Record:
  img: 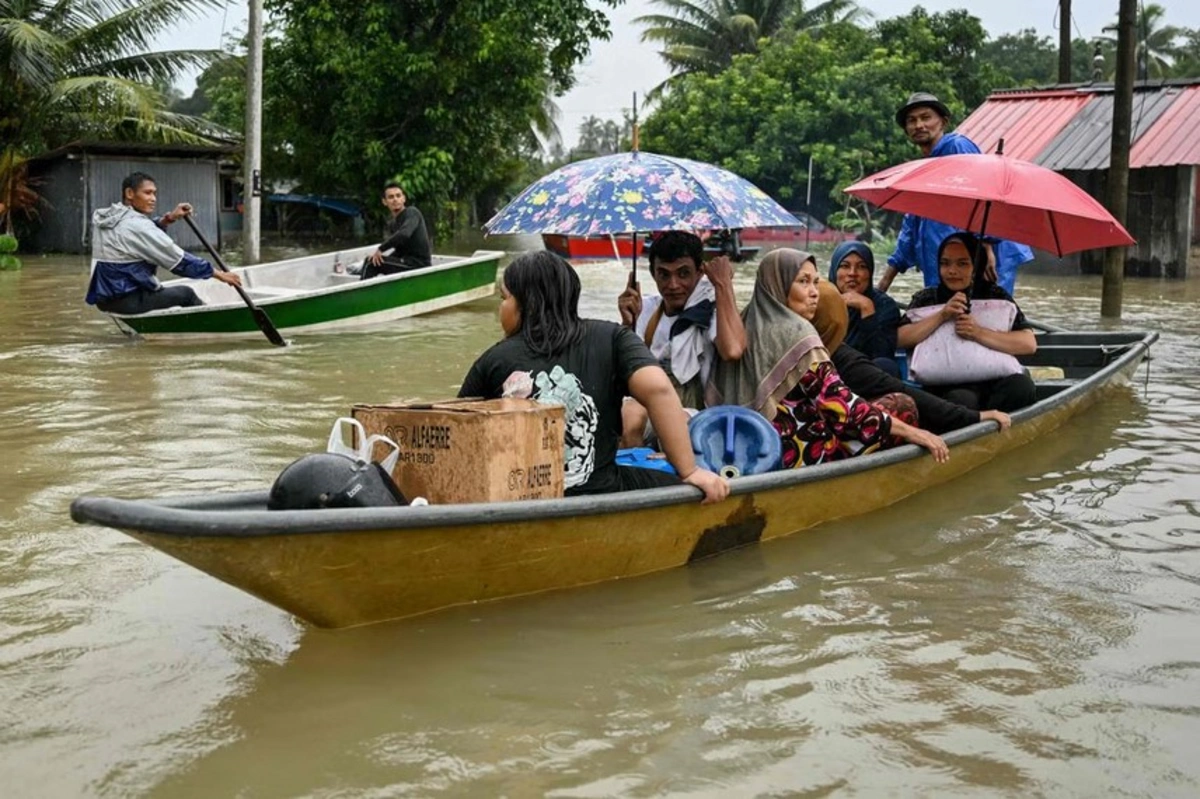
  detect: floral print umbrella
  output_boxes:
[484,151,802,236]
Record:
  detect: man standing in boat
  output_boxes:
[359,182,432,279]
[875,92,1032,296]
[85,172,242,315]
[616,230,746,446]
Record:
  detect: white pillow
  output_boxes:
[906,299,1025,386]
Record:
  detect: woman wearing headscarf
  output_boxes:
[708,249,949,468]
[898,232,1037,412]
[811,279,1013,435]
[459,251,728,503]
[828,241,901,375]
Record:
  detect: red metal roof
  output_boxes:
[956,91,1093,161]
[1130,84,1200,168]
[957,80,1200,169]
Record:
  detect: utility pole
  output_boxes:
[1102,0,1136,318]
[243,0,264,265]
[1058,0,1073,83]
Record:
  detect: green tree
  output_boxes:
[576,115,624,155]
[641,21,960,223]
[262,0,620,232]
[874,7,1003,108]
[979,29,1095,86]
[0,0,229,153]
[1100,3,1182,79]
[637,0,864,95]
[1168,28,1200,77]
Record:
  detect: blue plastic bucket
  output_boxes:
[688,405,782,479]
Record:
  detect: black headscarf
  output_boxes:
[934,231,1007,304]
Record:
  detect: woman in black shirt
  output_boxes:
[460,251,728,503]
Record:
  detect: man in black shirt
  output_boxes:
[360,182,432,279]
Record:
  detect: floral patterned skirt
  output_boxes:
[773,366,919,470]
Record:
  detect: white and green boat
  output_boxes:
[107,246,504,341]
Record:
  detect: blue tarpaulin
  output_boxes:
[267,194,363,217]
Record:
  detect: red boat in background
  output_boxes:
[739,212,849,245]
[541,233,646,260]
[542,213,845,261]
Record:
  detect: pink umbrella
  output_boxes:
[843,149,1135,256]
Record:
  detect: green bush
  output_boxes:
[0,254,22,271]
[0,234,18,254]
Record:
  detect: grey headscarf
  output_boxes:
[706,249,829,420]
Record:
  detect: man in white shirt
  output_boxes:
[617,230,746,446]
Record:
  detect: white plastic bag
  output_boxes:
[906,299,1025,386]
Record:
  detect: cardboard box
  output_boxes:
[351,398,565,504]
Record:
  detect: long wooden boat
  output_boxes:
[71,328,1156,628]
[107,247,504,341]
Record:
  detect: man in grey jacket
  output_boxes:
[85,172,241,315]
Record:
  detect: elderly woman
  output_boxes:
[897,232,1037,413]
[828,240,901,375]
[708,249,948,469]
[459,250,728,503]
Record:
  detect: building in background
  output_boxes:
[27,140,238,255]
[959,78,1200,278]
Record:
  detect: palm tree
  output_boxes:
[636,0,866,97]
[1100,3,1182,79]
[1,0,230,230]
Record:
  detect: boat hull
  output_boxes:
[111,248,503,341]
[71,330,1156,627]
[541,233,645,260]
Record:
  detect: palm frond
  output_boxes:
[0,19,66,90]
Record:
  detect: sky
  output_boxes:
[161,0,1200,150]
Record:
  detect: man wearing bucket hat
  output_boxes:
[875,92,1032,297]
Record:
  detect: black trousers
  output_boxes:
[97,285,204,315]
[833,344,978,434]
[617,465,682,491]
[360,256,425,280]
[929,373,1037,413]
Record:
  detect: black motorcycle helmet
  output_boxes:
[267,453,409,510]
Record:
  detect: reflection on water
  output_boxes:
[1,243,1199,797]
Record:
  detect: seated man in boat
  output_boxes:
[459,250,729,503]
[85,172,242,315]
[616,230,746,447]
[828,241,902,377]
[358,182,432,279]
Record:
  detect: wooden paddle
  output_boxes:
[182,214,287,347]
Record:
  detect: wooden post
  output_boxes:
[243,0,264,266]
[1102,0,1137,319]
[1058,0,1072,83]
[631,92,639,152]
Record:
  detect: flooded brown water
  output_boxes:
[1,240,1198,797]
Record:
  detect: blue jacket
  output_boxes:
[887,132,1033,295]
[86,204,214,305]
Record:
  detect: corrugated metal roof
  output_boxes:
[956,91,1092,161]
[1035,87,1179,170]
[1130,84,1200,168]
[957,80,1200,171]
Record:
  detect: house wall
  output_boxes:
[85,156,220,252]
[27,153,222,254]
[27,159,85,253]
[1194,167,1200,245]
[1062,166,1191,279]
